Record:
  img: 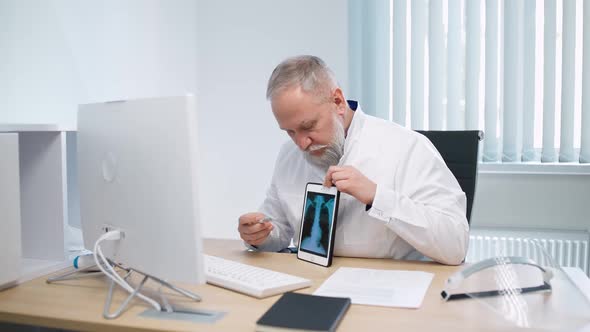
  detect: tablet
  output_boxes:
[297,183,340,267]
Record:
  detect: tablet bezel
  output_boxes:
[297,182,340,267]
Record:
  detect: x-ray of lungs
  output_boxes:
[300,193,335,255]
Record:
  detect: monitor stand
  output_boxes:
[47,259,202,319]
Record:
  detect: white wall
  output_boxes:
[471,173,590,232]
[0,0,197,128]
[195,0,348,238]
[0,0,197,232]
[0,0,348,240]
[0,0,79,127]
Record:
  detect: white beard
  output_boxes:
[304,114,345,169]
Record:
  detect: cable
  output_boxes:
[93,231,161,311]
[93,230,161,311]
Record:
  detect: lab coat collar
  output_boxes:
[340,101,366,166]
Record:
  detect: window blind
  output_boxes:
[350,0,590,164]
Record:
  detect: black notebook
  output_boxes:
[256,292,351,332]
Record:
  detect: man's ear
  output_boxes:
[332,88,346,114]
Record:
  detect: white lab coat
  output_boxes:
[253,105,469,265]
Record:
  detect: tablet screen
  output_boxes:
[299,191,336,257]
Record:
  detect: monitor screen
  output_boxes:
[77,95,204,285]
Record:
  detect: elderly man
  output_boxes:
[238,55,468,265]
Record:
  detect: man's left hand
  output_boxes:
[323,165,376,205]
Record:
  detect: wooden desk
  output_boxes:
[0,239,568,331]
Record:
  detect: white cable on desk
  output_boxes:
[92,230,161,311]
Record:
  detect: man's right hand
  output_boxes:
[238,212,274,246]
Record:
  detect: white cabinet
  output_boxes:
[0,133,21,288]
[0,125,74,289]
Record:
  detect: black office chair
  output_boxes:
[415,130,483,224]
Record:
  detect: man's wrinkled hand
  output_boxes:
[238,212,274,246]
[323,165,376,205]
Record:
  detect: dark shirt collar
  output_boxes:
[347,100,358,111]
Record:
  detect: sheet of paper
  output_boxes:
[313,267,434,308]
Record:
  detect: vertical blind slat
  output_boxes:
[502,0,523,162]
[410,0,427,129]
[428,0,444,130]
[374,0,392,120]
[447,0,462,130]
[392,0,407,125]
[361,2,377,116]
[559,0,576,161]
[542,0,558,162]
[348,0,363,106]
[483,0,500,162]
[522,0,537,161]
[465,0,481,130]
[582,0,590,163]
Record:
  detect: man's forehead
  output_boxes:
[272,85,328,106]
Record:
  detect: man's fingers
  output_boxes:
[329,169,347,182]
[237,212,273,245]
[333,179,351,192]
[323,169,335,186]
[239,222,272,235]
[324,166,344,186]
[249,228,272,243]
[331,168,356,184]
[239,213,265,225]
[250,237,268,245]
[242,225,273,243]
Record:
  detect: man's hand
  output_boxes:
[238,212,274,246]
[323,165,377,205]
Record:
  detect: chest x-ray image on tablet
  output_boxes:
[297,183,340,267]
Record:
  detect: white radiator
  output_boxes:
[466,228,590,276]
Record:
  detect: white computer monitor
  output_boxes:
[77,95,205,285]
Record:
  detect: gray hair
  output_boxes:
[266,55,338,101]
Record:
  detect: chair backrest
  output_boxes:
[415,130,483,224]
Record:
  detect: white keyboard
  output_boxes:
[204,255,312,298]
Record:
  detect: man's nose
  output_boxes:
[294,133,311,151]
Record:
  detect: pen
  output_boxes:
[258,216,272,224]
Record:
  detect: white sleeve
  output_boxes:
[243,146,294,252]
[367,138,469,265]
